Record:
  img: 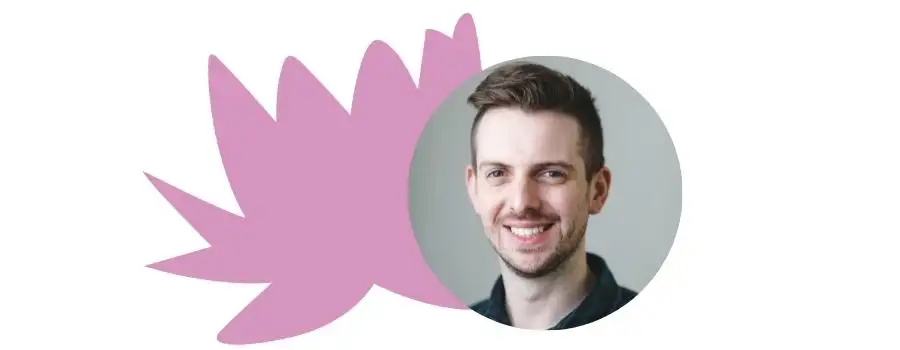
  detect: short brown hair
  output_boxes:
[467,61,606,180]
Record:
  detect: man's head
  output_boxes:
[464,62,611,279]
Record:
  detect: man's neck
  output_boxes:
[501,248,595,330]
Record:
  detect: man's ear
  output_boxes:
[589,166,612,214]
[466,164,480,215]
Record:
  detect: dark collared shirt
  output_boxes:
[469,252,637,329]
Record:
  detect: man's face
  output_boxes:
[466,107,610,279]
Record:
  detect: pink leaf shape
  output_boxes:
[145,173,267,283]
[144,173,244,247]
[349,14,481,308]
[419,14,482,108]
[218,282,369,345]
[148,247,265,284]
[276,56,350,147]
[145,13,483,345]
[207,57,282,222]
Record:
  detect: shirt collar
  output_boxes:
[481,252,627,329]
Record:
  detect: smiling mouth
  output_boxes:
[504,223,554,238]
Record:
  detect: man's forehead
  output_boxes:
[475,109,583,171]
[474,108,582,160]
[478,107,577,128]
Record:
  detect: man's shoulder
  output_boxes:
[468,298,493,315]
[614,285,638,309]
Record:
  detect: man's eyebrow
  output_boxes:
[477,161,508,170]
[477,161,576,171]
[534,161,576,171]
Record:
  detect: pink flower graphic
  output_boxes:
[144,14,481,345]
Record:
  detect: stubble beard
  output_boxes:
[494,220,588,279]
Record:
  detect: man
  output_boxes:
[465,61,636,330]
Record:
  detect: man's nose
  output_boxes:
[508,177,540,213]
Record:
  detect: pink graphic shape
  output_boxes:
[144,14,481,345]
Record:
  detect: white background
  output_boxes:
[2,1,898,349]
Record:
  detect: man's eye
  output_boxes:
[545,170,565,178]
[486,170,504,178]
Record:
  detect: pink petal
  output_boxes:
[144,172,245,246]
[147,247,269,284]
[217,281,371,345]
[207,55,281,221]
[350,40,419,135]
[276,56,350,141]
[419,13,482,109]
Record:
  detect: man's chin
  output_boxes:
[501,254,551,277]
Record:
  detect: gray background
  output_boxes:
[409,56,682,305]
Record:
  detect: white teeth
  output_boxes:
[509,226,547,237]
